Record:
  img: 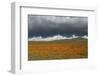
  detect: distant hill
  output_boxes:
[28,37,87,44]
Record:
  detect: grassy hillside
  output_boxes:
[28,38,88,60]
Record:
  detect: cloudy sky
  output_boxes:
[28,15,88,38]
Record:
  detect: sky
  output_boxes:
[28,15,88,38]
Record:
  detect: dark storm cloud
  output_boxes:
[28,15,88,38]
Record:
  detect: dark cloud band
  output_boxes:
[28,15,88,38]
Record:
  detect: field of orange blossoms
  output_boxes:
[28,38,88,60]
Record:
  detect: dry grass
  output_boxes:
[28,38,88,60]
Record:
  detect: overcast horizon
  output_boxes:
[28,15,88,39]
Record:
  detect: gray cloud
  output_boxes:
[28,15,88,38]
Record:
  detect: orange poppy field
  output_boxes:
[28,38,88,60]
